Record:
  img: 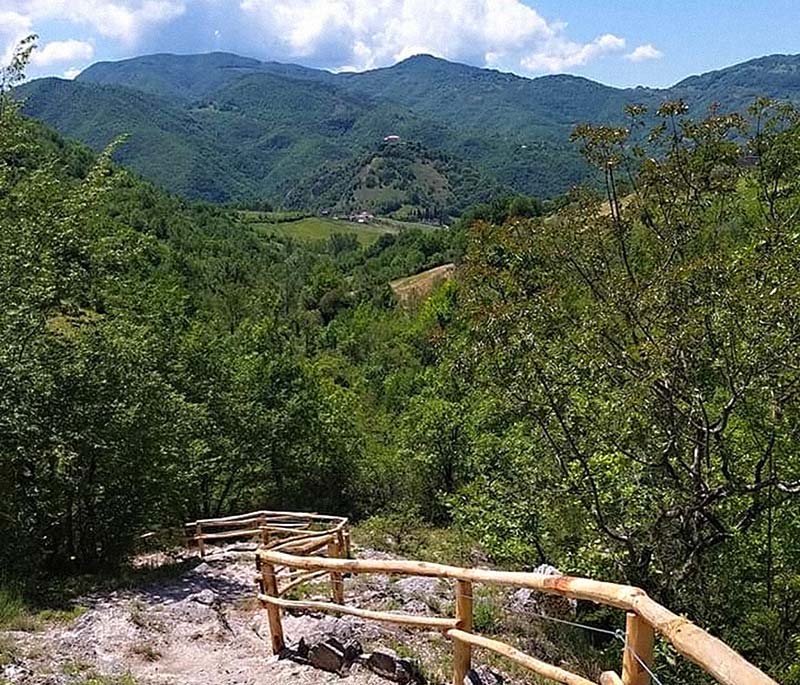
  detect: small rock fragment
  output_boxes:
[188,589,216,605]
[395,577,442,602]
[466,665,504,685]
[395,657,417,684]
[366,649,399,679]
[295,636,310,659]
[366,649,418,683]
[342,639,363,667]
[189,562,210,575]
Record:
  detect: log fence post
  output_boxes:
[261,558,285,654]
[343,526,352,558]
[260,525,271,549]
[327,536,345,604]
[621,612,654,685]
[196,522,205,558]
[452,579,473,685]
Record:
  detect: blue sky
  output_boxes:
[2,1,799,87]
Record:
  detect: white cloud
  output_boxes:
[0,9,31,37]
[63,66,82,79]
[1,1,637,77]
[31,39,94,66]
[238,0,629,74]
[0,1,185,44]
[522,33,625,72]
[0,10,33,63]
[625,43,663,62]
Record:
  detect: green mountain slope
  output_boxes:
[18,77,250,202]
[287,139,507,218]
[77,51,266,100]
[19,51,800,209]
[668,53,800,111]
[339,55,631,138]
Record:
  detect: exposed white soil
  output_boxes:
[0,544,474,685]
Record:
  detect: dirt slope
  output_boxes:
[0,546,458,685]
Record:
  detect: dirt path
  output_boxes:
[1,546,460,685]
[390,263,455,306]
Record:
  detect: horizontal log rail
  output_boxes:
[185,509,347,557]
[258,593,460,630]
[446,628,597,685]
[278,569,330,596]
[249,514,779,685]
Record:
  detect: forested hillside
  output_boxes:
[3,37,800,683]
[287,139,507,219]
[18,51,800,210]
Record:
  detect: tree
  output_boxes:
[455,102,800,673]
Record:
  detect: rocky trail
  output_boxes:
[0,545,513,685]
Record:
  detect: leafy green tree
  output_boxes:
[453,101,800,678]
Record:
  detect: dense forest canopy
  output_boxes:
[2,38,800,683]
[17,51,800,209]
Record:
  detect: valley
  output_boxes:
[18,51,800,215]
[2,27,800,685]
[244,213,437,247]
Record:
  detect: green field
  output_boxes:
[247,215,436,246]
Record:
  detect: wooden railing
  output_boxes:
[185,510,349,558]
[248,514,779,685]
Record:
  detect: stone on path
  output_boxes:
[308,638,346,673]
[365,649,418,683]
[465,664,504,685]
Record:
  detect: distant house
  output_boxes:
[383,135,401,142]
[350,211,375,223]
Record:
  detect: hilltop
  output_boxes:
[18,51,800,210]
[286,139,505,219]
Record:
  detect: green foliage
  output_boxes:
[472,598,502,634]
[0,583,29,630]
[445,100,800,680]
[0,44,463,586]
[21,51,800,209]
[6,42,800,683]
[353,513,470,565]
[288,140,507,218]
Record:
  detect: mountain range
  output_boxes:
[18,51,800,215]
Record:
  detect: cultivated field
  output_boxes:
[245,214,436,247]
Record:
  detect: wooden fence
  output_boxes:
[186,511,777,685]
[185,510,349,558]
[190,510,779,685]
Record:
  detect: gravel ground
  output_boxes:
[0,545,460,685]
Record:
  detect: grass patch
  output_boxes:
[129,642,161,662]
[283,583,317,602]
[37,605,88,625]
[256,217,391,246]
[352,515,473,566]
[75,674,137,685]
[0,581,88,632]
[0,584,30,630]
[232,596,260,612]
[127,599,164,632]
[0,635,18,666]
[472,599,503,633]
[62,660,93,676]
